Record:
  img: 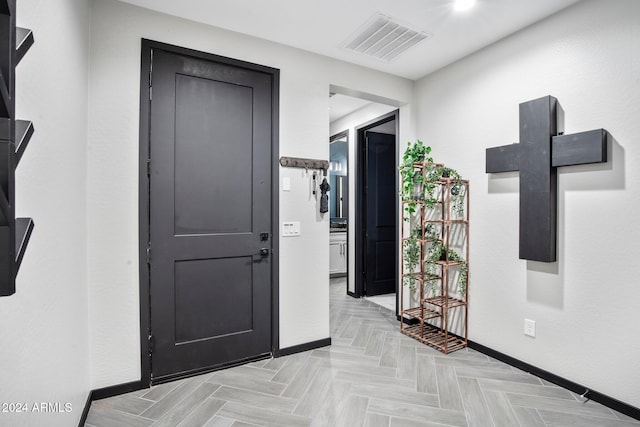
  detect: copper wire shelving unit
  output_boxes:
[400,162,469,354]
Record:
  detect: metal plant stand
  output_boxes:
[400,162,469,354]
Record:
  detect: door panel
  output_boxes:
[174,74,253,235]
[174,257,253,343]
[374,241,394,280]
[365,131,397,296]
[149,48,273,380]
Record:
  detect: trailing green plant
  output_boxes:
[422,239,468,297]
[451,185,466,218]
[399,140,433,219]
[423,261,438,295]
[410,225,423,240]
[416,164,465,211]
[439,166,465,218]
[420,238,440,294]
[426,240,445,262]
[400,140,432,173]
[403,236,421,291]
[424,223,438,241]
[400,141,468,295]
[445,249,468,297]
[440,166,459,179]
[422,164,441,208]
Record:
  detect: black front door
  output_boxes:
[365,131,397,296]
[148,47,275,381]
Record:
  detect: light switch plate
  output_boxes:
[282,177,291,191]
[282,221,300,236]
[524,319,536,338]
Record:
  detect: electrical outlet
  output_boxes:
[524,319,536,338]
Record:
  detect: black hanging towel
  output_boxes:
[319,178,330,213]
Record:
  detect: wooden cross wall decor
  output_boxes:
[485,96,608,263]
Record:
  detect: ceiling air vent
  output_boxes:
[343,13,430,62]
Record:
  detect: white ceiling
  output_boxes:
[118,0,581,80]
[329,94,372,123]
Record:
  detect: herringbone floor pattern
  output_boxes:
[86,278,639,426]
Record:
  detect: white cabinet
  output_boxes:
[329,232,347,275]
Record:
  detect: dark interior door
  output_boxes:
[365,131,397,296]
[149,48,273,381]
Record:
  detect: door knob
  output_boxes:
[252,248,270,262]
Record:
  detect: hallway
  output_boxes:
[85,279,638,426]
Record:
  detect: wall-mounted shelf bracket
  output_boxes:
[15,217,33,270]
[16,27,33,65]
[15,119,33,163]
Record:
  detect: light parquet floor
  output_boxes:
[86,278,639,427]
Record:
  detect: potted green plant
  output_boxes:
[399,140,433,218]
[421,165,463,210]
[423,238,468,297]
[437,166,465,218]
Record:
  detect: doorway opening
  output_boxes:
[328,89,400,319]
[355,112,399,314]
[329,131,349,292]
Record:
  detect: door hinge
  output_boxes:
[149,86,153,101]
[148,333,154,355]
[146,245,151,264]
[147,159,151,177]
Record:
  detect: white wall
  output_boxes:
[330,103,400,295]
[414,0,640,408]
[0,0,91,426]
[87,0,414,388]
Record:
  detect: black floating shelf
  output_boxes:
[15,217,33,270]
[0,1,35,296]
[15,119,33,164]
[0,69,9,118]
[0,188,9,224]
[0,1,10,15]
[16,27,33,65]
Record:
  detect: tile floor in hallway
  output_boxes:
[85,278,640,426]
[365,292,396,312]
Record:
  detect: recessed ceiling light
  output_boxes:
[454,0,476,12]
